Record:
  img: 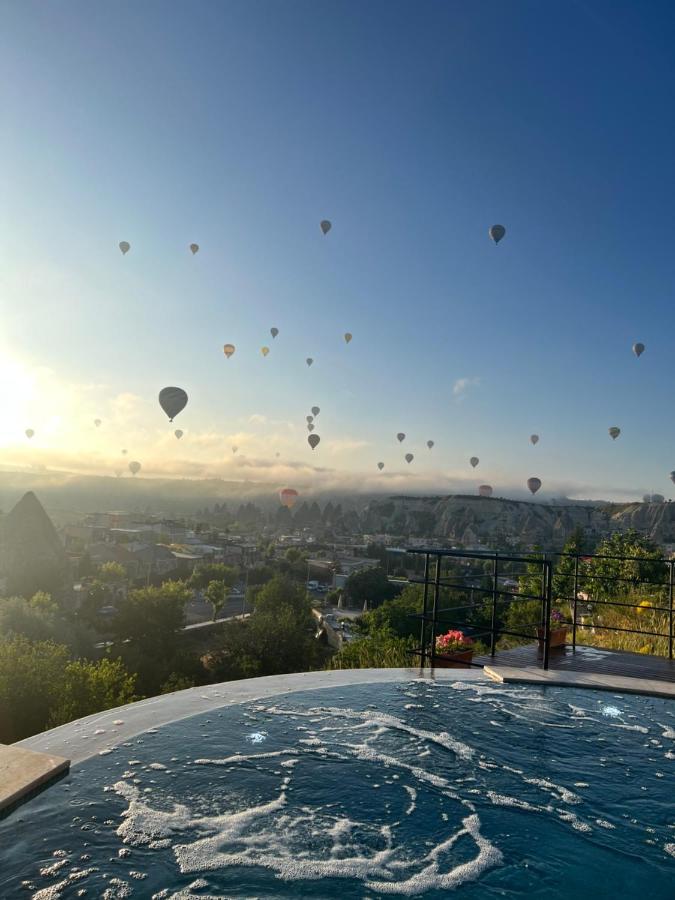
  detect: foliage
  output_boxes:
[99,561,126,582]
[551,528,585,601]
[329,628,415,669]
[0,592,93,655]
[343,567,398,609]
[583,531,666,600]
[204,579,230,621]
[0,636,136,743]
[189,563,238,591]
[360,584,423,639]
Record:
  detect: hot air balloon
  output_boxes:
[377,462,384,470]
[311,406,320,416]
[609,427,621,440]
[121,449,128,455]
[427,440,434,450]
[159,387,188,422]
[94,419,102,428]
[223,344,235,358]
[306,358,314,367]
[478,485,493,498]
[25,429,34,439]
[306,415,314,424]
[279,488,299,509]
[632,342,645,358]
[114,469,122,478]
[275,452,280,458]
[129,461,141,476]
[489,225,506,244]
[271,327,279,339]
[527,477,542,495]
[530,434,539,445]
[643,493,665,504]
[308,433,320,450]
[307,423,315,432]
[405,453,414,464]
[670,471,675,485]
[320,220,332,235]
[470,457,479,468]
[232,446,238,454]
[119,241,130,255]
[174,429,183,439]
[397,433,406,443]
[189,243,199,255]
[261,346,270,357]
[344,333,352,344]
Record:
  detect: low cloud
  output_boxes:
[453,376,480,399]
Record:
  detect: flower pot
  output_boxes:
[537,625,567,650]
[432,650,474,668]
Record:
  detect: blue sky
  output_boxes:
[1,0,675,499]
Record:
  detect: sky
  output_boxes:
[2,0,675,501]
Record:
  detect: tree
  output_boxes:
[78,579,110,629]
[0,593,93,655]
[204,580,230,622]
[111,580,191,650]
[329,628,415,669]
[99,561,126,583]
[344,567,398,609]
[361,584,424,639]
[189,563,238,592]
[552,528,586,602]
[585,531,666,599]
[50,657,137,728]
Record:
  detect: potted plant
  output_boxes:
[432,629,474,668]
[537,608,568,650]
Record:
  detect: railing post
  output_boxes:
[490,552,499,657]
[420,553,430,667]
[572,554,579,652]
[430,554,441,666]
[542,556,552,671]
[669,560,674,661]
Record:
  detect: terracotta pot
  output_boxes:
[432,649,474,668]
[537,625,567,649]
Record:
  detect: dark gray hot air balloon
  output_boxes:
[344,332,352,344]
[489,225,506,245]
[377,462,384,470]
[308,433,320,450]
[174,429,183,439]
[632,342,645,358]
[527,477,542,495]
[306,357,314,367]
[189,243,199,255]
[320,220,332,235]
[609,427,621,440]
[478,484,493,497]
[271,327,279,339]
[670,471,675,484]
[405,453,414,464]
[307,423,315,432]
[119,241,130,255]
[530,434,539,445]
[129,460,141,476]
[470,456,479,468]
[427,440,434,449]
[311,406,320,417]
[232,445,238,454]
[306,415,314,423]
[159,387,188,422]
[397,433,406,443]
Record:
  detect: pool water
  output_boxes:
[1,680,673,898]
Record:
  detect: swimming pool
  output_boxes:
[1,676,674,898]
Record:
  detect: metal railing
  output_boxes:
[398,546,674,671]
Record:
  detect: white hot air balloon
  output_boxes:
[174,429,183,439]
[308,433,320,450]
[189,243,199,255]
[632,342,645,358]
[470,457,479,468]
[377,462,384,471]
[527,477,542,495]
[489,225,506,244]
[159,387,188,422]
[119,241,130,255]
[609,427,621,440]
[405,453,414,464]
[320,220,332,235]
[129,460,141,476]
[530,434,539,445]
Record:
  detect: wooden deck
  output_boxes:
[473,643,675,683]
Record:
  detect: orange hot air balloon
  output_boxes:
[279,488,299,509]
[223,344,235,358]
[261,346,270,357]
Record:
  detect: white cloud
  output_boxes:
[248,414,267,425]
[452,376,480,399]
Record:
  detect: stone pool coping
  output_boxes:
[0,745,70,817]
[17,667,488,766]
[485,665,675,698]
